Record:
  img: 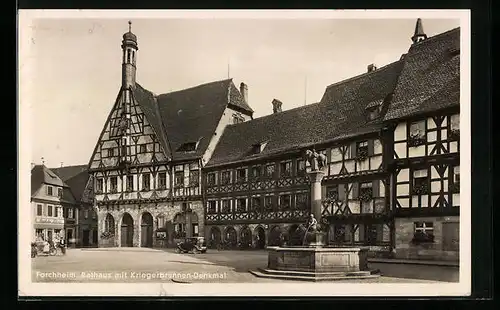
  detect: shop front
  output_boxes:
[33,217,65,241]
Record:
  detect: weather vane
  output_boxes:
[128,20,132,32]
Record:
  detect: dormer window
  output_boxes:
[365,99,383,121]
[177,142,198,152]
[233,115,244,124]
[251,141,268,154]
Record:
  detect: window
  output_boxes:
[84,210,89,219]
[279,194,291,210]
[126,175,134,191]
[47,186,53,196]
[96,178,104,193]
[451,166,460,193]
[359,182,373,201]
[189,170,200,187]
[140,144,147,153]
[127,49,131,63]
[142,174,151,191]
[192,223,199,237]
[36,229,44,240]
[158,172,167,189]
[221,200,230,213]
[221,171,231,185]
[326,185,339,200]
[296,193,308,210]
[357,141,369,155]
[236,168,247,183]
[280,162,292,177]
[47,205,53,217]
[233,115,244,124]
[264,196,273,210]
[68,208,74,219]
[108,148,115,157]
[251,166,261,179]
[174,171,184,188]
[157,215,165,229]
[92,211,96,219]
[176,142,197,152]
[450,114,460,131]
[413,222,434,243]
[251,142,267,154]
[58,188,63,198]
[56,206,62,217]
[36,204,43,216]
[110,177,118,193]
[412,169,428,194]
[251,197,261,211]
[409,121,426,146]
[265,164,275,178]
[208,201,216,214]
[366,224,381,245]
[296,159,306,175]
[207,173,216,186]
[236,198,247,212]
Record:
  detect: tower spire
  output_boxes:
[121,20,138,89]
[411,18,427,44]
[128,20,132,32]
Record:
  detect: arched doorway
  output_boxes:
[141,212,153,248]
[155,214,168,247]
[240,226,252,249]
[224,226,237,248]
[209,227,221,249]
[121,213,134,247]
[268,226,283,246]
[254,226,266,249]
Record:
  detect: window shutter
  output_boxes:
[372,180,380,198]
[351,143,357,159]
[338,184,346,201]
[368,139,374,156]
[352,183,359,199]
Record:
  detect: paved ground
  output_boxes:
[31,248,459,283]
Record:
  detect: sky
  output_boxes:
[21,15,460,168]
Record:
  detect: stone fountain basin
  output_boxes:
[266,246,370,273]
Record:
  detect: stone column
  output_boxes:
[308,170,325,221]
[307,169,326,246]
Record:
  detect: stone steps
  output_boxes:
[249,268,381,282]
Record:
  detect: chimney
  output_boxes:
[272,99,283,114]
[240,82,248,104]
[367,63,377,72]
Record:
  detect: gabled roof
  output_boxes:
[133,78,253,161]
[384,27,460,121]
[206,60,404,167]
[51,165,91,202]
[31,165,66,196]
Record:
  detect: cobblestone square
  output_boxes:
[31,248,458,283]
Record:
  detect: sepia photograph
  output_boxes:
[18,9,471,296]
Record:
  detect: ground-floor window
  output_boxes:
[35,229,44,240]
[192,223,199,237]
[412,221,434,243]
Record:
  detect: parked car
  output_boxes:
[175,237,207,254]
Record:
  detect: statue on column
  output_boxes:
[304,149,327,171]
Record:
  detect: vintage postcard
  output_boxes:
[18,9,471,297]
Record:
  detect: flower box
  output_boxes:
[408,136,426,147]
[355,149,368,162]
[449,129,460,141]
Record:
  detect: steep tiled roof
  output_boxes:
[52,165,91,203]
[384,28,460,121]
[206,60,404,167]
[31,165,66,196]
[133,79,253,161]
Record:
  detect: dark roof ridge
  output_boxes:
[325,59,403,90]
[155,78,233,98]
[225,101,321,128]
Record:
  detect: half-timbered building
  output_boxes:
[384,23,460,260]
[203,20,461,260]
[88,23,254,248]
